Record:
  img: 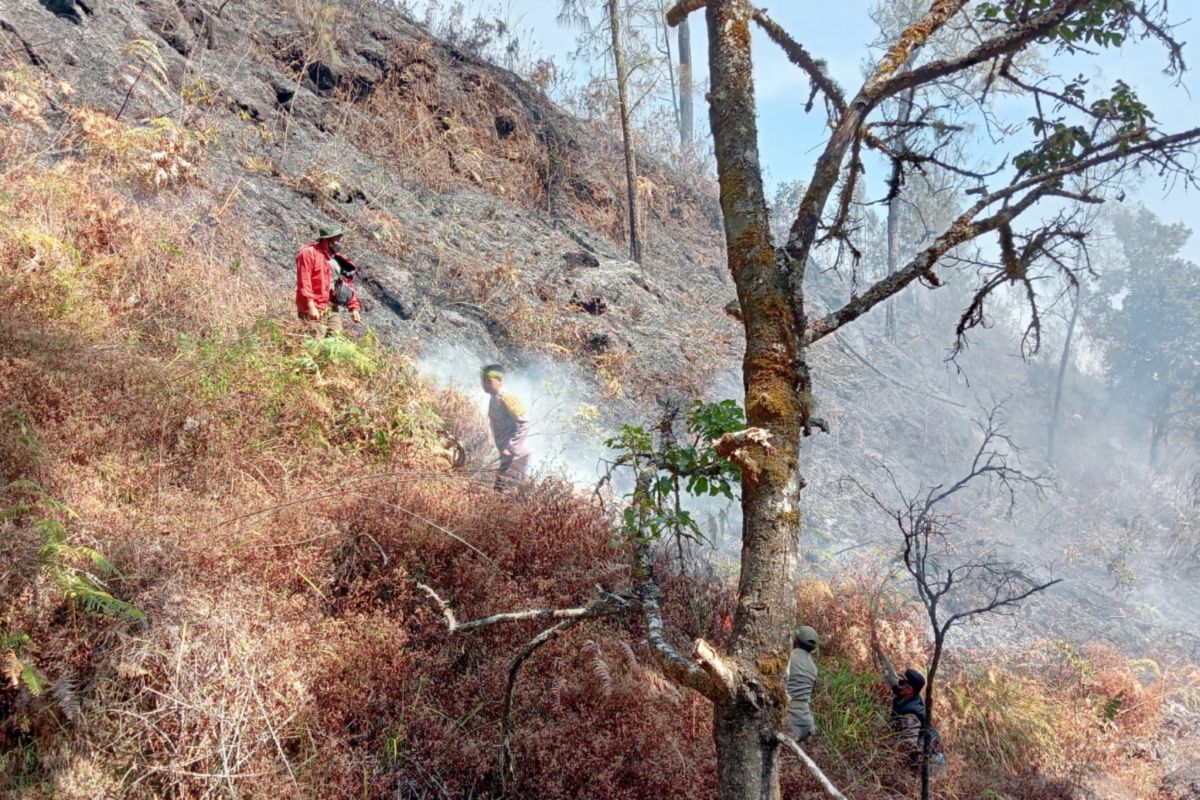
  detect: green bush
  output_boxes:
[812,659,893,773]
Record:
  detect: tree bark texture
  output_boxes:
[678,16,693,146]
[704,1,803,797]
[884,82,916,342]
[608,0,644,263]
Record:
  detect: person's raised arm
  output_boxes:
[873,643,899,688]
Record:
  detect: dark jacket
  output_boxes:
[891,690,944,769]
[890,691,927,749]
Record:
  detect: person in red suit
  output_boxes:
[295,223,361,335]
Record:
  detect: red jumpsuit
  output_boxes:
[295,242,361,318]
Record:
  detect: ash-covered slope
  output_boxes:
[0,0,736,399]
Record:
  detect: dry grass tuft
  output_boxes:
[68,108,205,188]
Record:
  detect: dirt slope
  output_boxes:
[0,0,735,394]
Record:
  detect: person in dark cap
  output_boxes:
[480,364,530,492]
[296,223,361,335]
[884,662,945,774]
[874,643,946,774]
[785,625,820,742]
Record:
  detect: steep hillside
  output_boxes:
[2,1,1200,798]
[0,0,736,397]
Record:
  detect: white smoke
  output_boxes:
[417,342,743,551]
[417,342,616,486]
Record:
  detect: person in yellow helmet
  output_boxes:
[480,364,530,492]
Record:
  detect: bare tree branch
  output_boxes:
[752,10,845,115]
[775,732,850,800]
[782,0,973,266]
[804,124,1200,346]
[416,583,636,635]
[854,405,1061,799]
[941,576,1063,633]
[633,542,717,698]
[872,0,1089,104]
[500,618,578,784]
[804,182,1048,344]
[665,0,706,27]
[417,581,641,783]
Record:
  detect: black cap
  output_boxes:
[900,668,926,692]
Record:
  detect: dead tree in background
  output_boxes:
[1047,287,1082,465]
[883,80,916,343]
[677,13,693,147]
[656,0,1199,798]
[559,0,645,263]
[608,0,644,263]
[854,405,1060,800]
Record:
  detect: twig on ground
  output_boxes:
[776,732,850,799]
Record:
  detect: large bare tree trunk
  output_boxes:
[608,0,643,263]
[661,5,681,134]
[705,1,804,797]
[678,15,693,146]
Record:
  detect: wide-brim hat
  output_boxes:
[317,223,345,240]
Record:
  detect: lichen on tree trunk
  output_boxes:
[704,1,805,797]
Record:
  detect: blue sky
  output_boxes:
[411,0,1199,259]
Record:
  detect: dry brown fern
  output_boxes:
[583,639,613,699]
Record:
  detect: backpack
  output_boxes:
[894,698,946,776]
[330,253,357,308]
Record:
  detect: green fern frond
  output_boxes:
[50,568,146,623]
[80,547,118,574]
[3,478,46,496]
[70,579,147,623]
[34,517,67,545]
[296,335,380,376]
[0,501,33,521]
[21,662,45,695]
[2,479,77,518]
[1,632,31,651]
[5,651,46,696]
[22,663,46,696]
